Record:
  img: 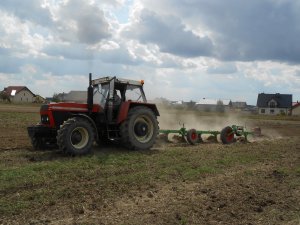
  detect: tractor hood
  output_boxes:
[41,102,101,113]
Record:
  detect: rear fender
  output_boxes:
[71,114,99,141]
[117,102,160,124]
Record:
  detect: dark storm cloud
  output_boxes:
[123,9,213,58]
[144,0,300,63]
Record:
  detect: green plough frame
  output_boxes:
[159,124,261,145]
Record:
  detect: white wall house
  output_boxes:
[257,93,292,115]
[2,86,35,103]
[292,102,300,116]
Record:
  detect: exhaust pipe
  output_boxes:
[87,73,93,114]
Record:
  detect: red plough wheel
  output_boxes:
[220,126,235,144]
[187,129,199,145]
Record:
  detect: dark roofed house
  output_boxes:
[257,93,292,115]
[2,86,35,103]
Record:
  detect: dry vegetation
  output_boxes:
[0,103,300,225]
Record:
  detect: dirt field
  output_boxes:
[0,104,300,225]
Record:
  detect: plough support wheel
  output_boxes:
[221,126,235,144]
[187,129,199,145]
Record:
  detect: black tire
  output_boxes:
[186,129,199,145]
[120,106,158,150]
[31,136,57,150]
[221,126,235,144]
[57,117,95,156]
[31,136,45,150]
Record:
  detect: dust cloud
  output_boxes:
[157,106,249,132]
[156,105,285,143]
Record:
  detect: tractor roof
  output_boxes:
[92,76,144,87]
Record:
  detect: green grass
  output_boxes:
[1,105,300,222]
[0,111,39,128]
[0,141,285,217]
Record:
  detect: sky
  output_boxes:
[0,0,300,105]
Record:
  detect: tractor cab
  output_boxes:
[91,77,147,122]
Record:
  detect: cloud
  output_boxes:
[123,9,213,58]
[0,0,300,104]
[0,0,112,45]
[0,0,52,26]
[139,0,300,63]
[55,0,111,44]
[207,62,237,74]
[0,56,22,73]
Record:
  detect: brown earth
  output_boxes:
[0,104,300,225]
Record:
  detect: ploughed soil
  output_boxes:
[0,104,300,225]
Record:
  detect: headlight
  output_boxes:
[41,115,50,124]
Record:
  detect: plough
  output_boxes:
[159,124,261,145]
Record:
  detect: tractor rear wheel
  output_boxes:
[120,106,158,150]
[186,129,199,145]
[57,117,95,156]
[221,126,235,144]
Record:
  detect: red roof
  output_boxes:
[3,86,34,96]
[292,102,300,109]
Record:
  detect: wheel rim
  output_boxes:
[133,115,154,143]
[70,127,89,149]
[191,132,197,140]
[226,129,234,142]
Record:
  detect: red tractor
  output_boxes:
[27,74,160,155]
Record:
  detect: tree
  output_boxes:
[216,100,225,113]
[0,91,11,102]
[52,93,60,102]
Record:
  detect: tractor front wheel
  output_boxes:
[31,136,45,150]
[57,117,94,156]
[120,106,158,150]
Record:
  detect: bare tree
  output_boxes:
[216,100,225,113]
[52,93,60,102]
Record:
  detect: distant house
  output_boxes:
[2,86,35,103]
[64,91,87,103]
[45,97,53,103]
[195,99,231,112]
[34,95,45,103]
[151,97,171,105]
[257,93,292,115]
[171,100,184,105]
[292,102,300,116]
[54,91,87,103]
[231,101,247,109]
